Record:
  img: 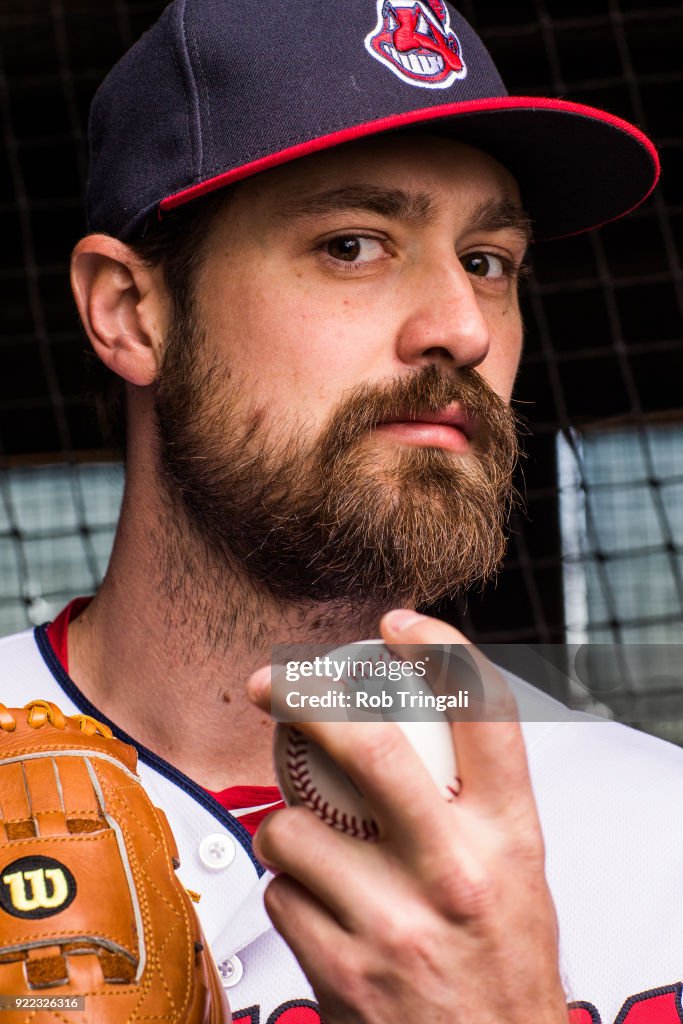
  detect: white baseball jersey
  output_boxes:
[1,625,682,1024]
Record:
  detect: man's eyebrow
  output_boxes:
[275,185,438,225]
[466,196,534,246]
[275,185,533,244]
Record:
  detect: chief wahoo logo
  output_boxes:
[365,1,467,89]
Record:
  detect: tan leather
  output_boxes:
[0,702,231,1023]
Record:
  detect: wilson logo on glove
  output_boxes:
[0,855,76,918]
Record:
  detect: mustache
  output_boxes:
[319,363,519,451]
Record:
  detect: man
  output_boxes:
[1,2,682,1022]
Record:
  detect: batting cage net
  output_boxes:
[1,1,681,741]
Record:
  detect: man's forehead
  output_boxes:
[240,133,530,239]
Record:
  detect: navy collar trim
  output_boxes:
[33,623,264,877]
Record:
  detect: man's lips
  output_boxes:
[371,407,476,453]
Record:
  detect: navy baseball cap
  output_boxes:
[87,0,659,242]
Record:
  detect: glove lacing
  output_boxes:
[0,699,113,737]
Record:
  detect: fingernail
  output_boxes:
[383,609,425,633]
[247,665,270,701]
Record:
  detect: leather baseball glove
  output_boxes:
[0,699,230,1023]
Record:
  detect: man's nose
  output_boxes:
[394,259,490,370]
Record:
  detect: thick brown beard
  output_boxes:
[154,311,520,608]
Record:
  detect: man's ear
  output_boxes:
[71,234,167,387]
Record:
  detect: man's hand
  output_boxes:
[247,610,568,1024]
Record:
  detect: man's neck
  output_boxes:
[67,475,386,791]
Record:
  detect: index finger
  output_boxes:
[381,611,537,817]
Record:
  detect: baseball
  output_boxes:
[273,643,460,840]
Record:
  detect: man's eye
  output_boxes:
[462,252,507,279]
[325,236,385,263]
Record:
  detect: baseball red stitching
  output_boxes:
[285,729,379,841]
[447,777,462,799]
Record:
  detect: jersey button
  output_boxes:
[217,954,243,988]
[199,832,236,870]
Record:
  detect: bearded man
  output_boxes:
[2,3,682,1023]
